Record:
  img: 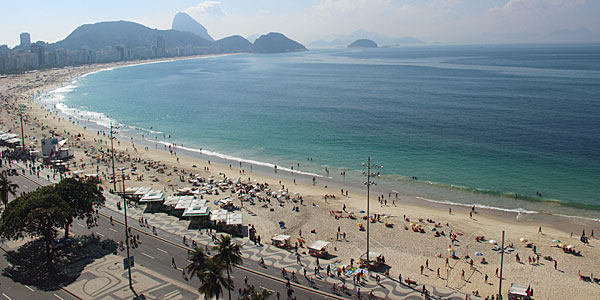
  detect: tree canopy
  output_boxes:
[0,178,105,259]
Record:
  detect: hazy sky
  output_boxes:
[2,0,599,47]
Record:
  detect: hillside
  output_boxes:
[253,33,307,53]
[50,21,214,50]
[217,35,253,53]
[172,12,214,42]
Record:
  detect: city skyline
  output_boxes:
[2,0,600,47]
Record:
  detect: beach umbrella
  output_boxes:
[489,240,497,244]
[566,245,575,249]
[553,240,560,243]
[519,238,528,242]
[410,222,415,226]
[447,248,454,252]
[475,252,483,256]
[559,243,566,247]
[294,192,299,195]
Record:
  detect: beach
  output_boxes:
[2,61,599,300]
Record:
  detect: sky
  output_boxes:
[2,0,599,47]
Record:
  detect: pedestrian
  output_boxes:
[399,273,402,284]
[420,265,424,274]
[244,275,248,286]
[172,257,176,269]
[554,260,557,270]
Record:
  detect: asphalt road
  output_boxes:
[1,163,348,300]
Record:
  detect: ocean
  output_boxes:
[39,44,600,220]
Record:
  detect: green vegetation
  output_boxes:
[186,234,247,300]
[0,178,105,262]
[213,235,243,300]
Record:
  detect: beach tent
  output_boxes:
[360,251,383,268]
[271,234,291,248]
[308,240,330,257]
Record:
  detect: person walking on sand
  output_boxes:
[538,226,542,234]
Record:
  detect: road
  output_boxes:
[1,162,347,300]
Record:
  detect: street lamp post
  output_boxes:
[110,122,118,193]
[19,103,25,152]
[120,167,141,299]
[362,157,382,269]
[498,230,505,300]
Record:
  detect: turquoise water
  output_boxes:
[45,44,600,219]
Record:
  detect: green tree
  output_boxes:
[25,192,72,260]
[0,188,71,262]
[0,173,19,210]
[186,247,208,281]
[213,235,243,300]
[54,178,105,239]
[197,257,231,300]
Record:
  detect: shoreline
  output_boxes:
[3,60,600,300]
[39,69,600,227]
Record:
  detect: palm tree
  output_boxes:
[197,257,231,300]
[186,247,208,280]
[0,173,19,210]
[213,235,243,300]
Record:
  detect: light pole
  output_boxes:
[19,103,25,152]
[362,157,382,269]
[110,122,118,193]
[120,167,141,299]
[498,230,505,300]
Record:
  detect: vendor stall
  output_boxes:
[271,234,291,249]
[508,283,533,300]
[308,240,330,257]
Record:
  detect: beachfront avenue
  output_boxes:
[0,154,484,300]
[0,162,337,300]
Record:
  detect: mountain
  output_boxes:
[253,32,307,53]
[309,29,425,48]
[347,39,378,48]
[50,21,214,50]
[172,12,214,42]
[217,35,253,53]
